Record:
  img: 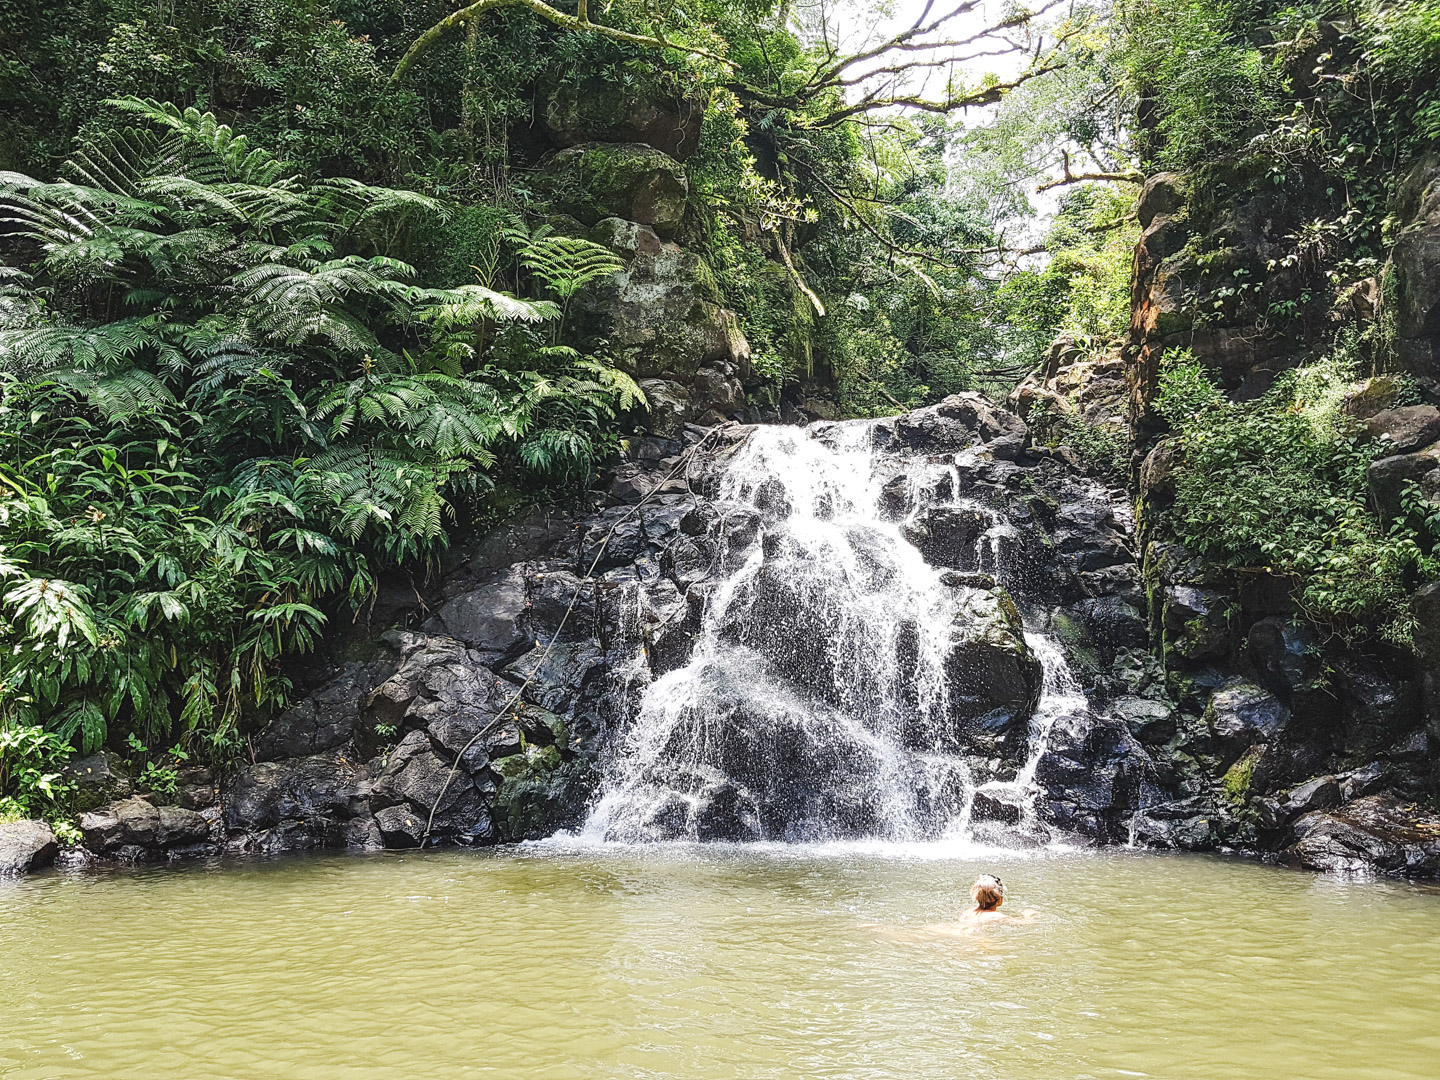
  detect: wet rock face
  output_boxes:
[1286,795,1440,875]
[0,820,57,876]
[79,797,214,862]
[210,395,1166,853]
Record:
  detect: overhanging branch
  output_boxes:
[1035,150,1143,192]
[390,0,732,84]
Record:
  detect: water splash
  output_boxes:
[581,420,1088,845]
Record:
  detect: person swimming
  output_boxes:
[913,874,1037,937]
[866,873,1037,941]
[955,874,1036,925]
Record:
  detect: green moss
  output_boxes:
[1222,747,1263,805]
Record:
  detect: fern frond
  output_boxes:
[520,235,625,302]
[410,284,559,328]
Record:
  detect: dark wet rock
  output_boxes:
[1205,679,1290,763]
[223,751,371,851]
[61,751,133,812]
[1129,796,1223,850]
[1072,597,1148,648]
[901,506,990,569]
[371,728,495,847]
[1109,695,1177,742]
[692,779,763,841]
[1246,618,1327,712]
[80,797,212,861]
[1334,658,1422,760]
[889,392,1027,456]
[1256,774,1342,829]
[1036,713,1157,842]
[940,589,1043,755]
[174,766,218,811]
[434,568,529,657]
[0,820,58,876]
[252,662,376,760]
[1286,795,1440,876]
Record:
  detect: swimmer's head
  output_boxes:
[971,874,1005,911]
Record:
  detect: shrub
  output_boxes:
[1156,351,1438,642]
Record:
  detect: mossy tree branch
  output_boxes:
[389,0,733,85]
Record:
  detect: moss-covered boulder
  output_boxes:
[543,81,708,160]
[537,143,688,238]
[490,745,597,841]
[1384,153,1440,383]
[574,218,748,433]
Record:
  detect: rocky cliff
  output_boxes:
[1011,128,1440,875]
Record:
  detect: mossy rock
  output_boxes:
[490,746,597,842]
[576,220,743,381]
[543,81,708,160]
[537,142,688,238]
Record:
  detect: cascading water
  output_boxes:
[581,419,1090,845]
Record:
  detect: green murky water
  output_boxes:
[3,843,1439,1079]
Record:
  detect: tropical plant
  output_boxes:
[0,98,643,782]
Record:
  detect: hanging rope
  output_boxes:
[418,425,728,848]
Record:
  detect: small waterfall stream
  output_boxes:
[581,419,1090,845]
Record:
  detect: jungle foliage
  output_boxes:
[0,97,640,806]
[1155,347,1436,644]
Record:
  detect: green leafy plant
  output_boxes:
[1155,353,1438,642]
[0,721,73,819]
[0,98,643,762]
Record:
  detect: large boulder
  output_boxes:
[542,82,708,160]
[1368,448,1440,517]
[581,219,749,389]
[60,751,133,812]
[1384,153,1440,380]
[80,797,212,861]
[433,568,529,659]
[490,745,597,841]
[538,143,688,237]
[1363,405,1440,453]
[1286,794,1440,875]
[0,820,58,875]
[1205,679,1290,763]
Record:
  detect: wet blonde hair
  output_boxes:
[971,874,1005,911]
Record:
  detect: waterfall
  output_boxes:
[580,419,1088,845]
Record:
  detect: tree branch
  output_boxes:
[1035,150,1143,192]
[390,0,732,84]
[814,61,1062,126]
